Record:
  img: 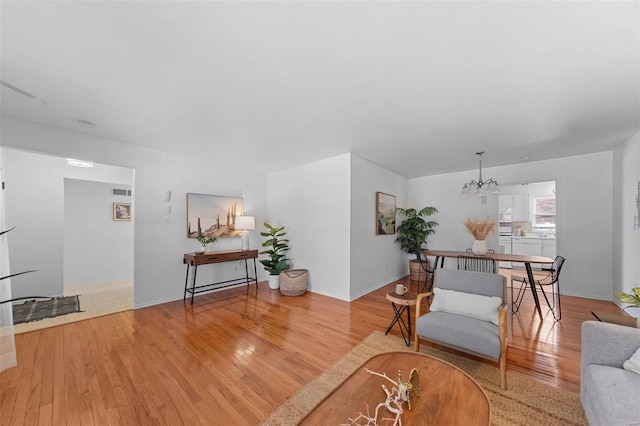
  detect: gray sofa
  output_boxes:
[581,321,640,425]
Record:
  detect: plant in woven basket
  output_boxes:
[463,218,497,241]
[259,222,290,276]
[395,207,438,283]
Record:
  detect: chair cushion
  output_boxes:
[416,311,501,360]
[429,287,501,325]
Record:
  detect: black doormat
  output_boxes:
[12,295,82,325]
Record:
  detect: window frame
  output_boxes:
[532,195,556,228]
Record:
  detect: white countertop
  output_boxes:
[511,235,555,240]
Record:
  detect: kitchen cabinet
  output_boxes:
[542,239,556,260]
[512,238,541,269]
[499,196,512,222]
[511,195,530,222]
[499,195,529,222]
[498,236,512,268]
[511,237,556,270]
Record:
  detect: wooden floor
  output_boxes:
[0,273,627,425]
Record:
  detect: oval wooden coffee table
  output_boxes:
[299,352,491,425]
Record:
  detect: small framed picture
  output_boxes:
[376,192,396,235]
[113,202,132,221]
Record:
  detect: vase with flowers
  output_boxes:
[464,218,497,255]
[195,232,217,254]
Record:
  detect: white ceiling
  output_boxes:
[1,1,638,178]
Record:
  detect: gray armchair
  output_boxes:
[414,268,508,389]
[581,321,640,425]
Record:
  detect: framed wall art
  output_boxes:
[113,202,132,221]
[376,192,396,235]
[186,193,244,238]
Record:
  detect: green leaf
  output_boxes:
[615,290,640,307]
[395,206,438,255]
[0,226,16,236]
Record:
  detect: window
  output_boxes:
[533,196,555,227]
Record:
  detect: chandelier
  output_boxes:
[460,152,499,195]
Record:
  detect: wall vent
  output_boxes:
[112,188,132,197]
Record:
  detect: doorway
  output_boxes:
[498,181,558,269]
[61,178,134,327]
[1,148,135,333]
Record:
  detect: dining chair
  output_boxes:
[457,255,498,274]
[511,255,565,321]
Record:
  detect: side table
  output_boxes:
[385,291,417,346]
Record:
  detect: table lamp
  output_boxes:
[235,216,255,251]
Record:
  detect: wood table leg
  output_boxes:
[385,303,412,346]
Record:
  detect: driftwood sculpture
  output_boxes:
[343,368,420,426]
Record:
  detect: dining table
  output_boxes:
[423,249,554,320]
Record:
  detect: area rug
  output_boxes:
[12,295,82,324]
[261,331,587,426]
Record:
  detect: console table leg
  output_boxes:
[253,259,258,291]
[244,259,250,293]
[191,265,198,304]
[183,264,190,300]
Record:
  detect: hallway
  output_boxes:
[12,279,132,334]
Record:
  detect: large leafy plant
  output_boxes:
[395,206,438,262]
[259,222,290,276]
[1,227,38,304]
[615,287,640,308]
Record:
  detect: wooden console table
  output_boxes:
[183,249,258,304]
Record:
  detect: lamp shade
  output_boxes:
[235,216,255,230]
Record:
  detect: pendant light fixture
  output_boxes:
[460,151,499,195]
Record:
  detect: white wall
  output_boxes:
[613,131,640,303]
[2,115,626,305]
[64,179,133,286]
[267,153,410,301]
[1,148,134,298]
[349,155,408,299]
[267,154,352,300]
[1,117,267,307]
[410,152,613,299]
[410,171,500,268]
[500,181,555,197]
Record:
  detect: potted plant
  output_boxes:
[259,222,290,289]
[395,207,438,285]
[195,233,217,254]
[615,287,640,318]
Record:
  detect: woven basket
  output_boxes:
[280,269,309,296]
[409,259,432,284]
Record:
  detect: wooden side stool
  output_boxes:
[385,291,417,346]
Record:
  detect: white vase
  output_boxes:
[472,240,488,255]
[195,244,207,254]
[268,274,280,290]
